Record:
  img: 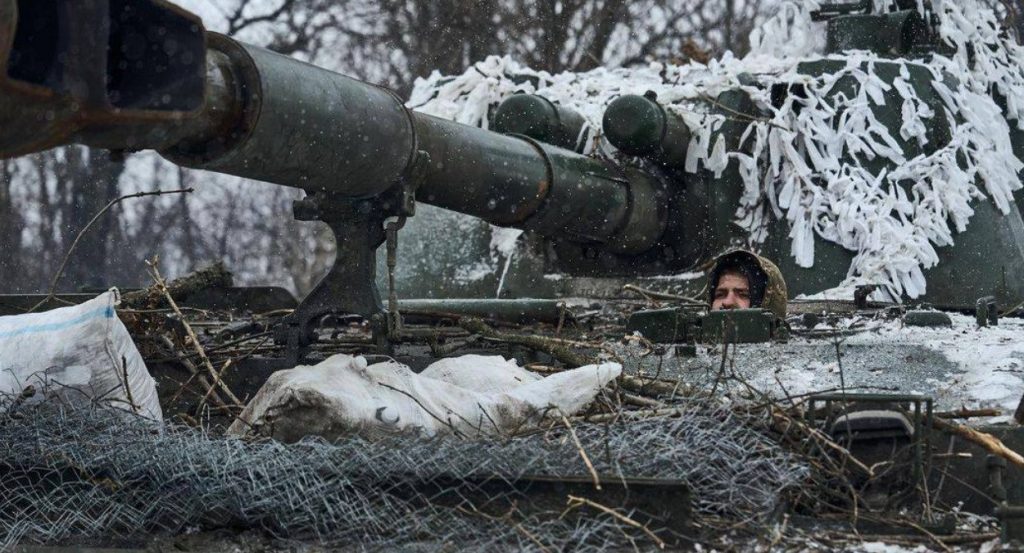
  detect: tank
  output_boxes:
[4,0,1024,549]
[3,0,1024,314]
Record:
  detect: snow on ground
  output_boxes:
[620,308,1024,417]
[855,543,934,553]
[409,0,1024,303]
[912,316,1024,419]
[649,271,706,281]
[670,313,1024,417]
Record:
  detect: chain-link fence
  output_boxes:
[1,392,807,551]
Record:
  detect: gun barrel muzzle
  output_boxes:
[603,94,691,170]
[0,0,208,157]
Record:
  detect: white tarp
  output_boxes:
[0,291,162,421]
[227,354,621,441]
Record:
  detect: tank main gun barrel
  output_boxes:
[0,0,667,255]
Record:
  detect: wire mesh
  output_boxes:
[0,392,807,551]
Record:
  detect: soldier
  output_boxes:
[707,249,788,319]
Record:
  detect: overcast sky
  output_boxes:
[173,0,232,32]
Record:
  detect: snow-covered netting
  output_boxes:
[408,0,1024,300]
[228,354,621,441]
[0,291,163,421]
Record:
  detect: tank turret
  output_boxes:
[4,0,1024,344]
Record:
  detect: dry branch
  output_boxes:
[621,284,706,306]
[145,258,243,409]
[30,187,193,313]
[618,374,699,399]
[459,317,598,367]
[122,262,233,310]
[930,416,1024,469]
[565,495,666,549]
[935,408,1001,419]
[560,413,601,491]
[768,406,874,478]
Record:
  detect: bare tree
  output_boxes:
[210,0,769,94]
[0,160,22,288]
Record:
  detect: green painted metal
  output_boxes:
[625,307,782,344]
[807,392,933,497]
[699,309,783,344]
[825,11,932,56]
[3,0,1024,311]
[758,58,1024,308]
[399,299,567,324]
[928,425,1024,516]
[976,296,999,327]
[603,93,691,170]
[492,94,587,152]
[164,36,418,199]
[997,505,1024,542]
[626,307,701,343]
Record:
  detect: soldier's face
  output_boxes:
[712,272,751,310]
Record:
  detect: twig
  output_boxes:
[560,412,601,491]
[565,495,666,549]
[698,92,793,133]
[767,514,789,550]
[455,504,553,553]
[710,339,731,397]
[198,360,234,412]
[870,515,953,553]
[936,408,1001,419]
[378,381,466,438]
[621,284,707,306]
[160,334,227,409]
[768,405,874,478]
[928,414,1024,469]
[30,188,192,313]
[145,258,242,408]
[577,407,686,424]
[121,262,232,310]
[618,374,698,398]
[175,412,202,427]
[120,356,138,415]
[555,303,567,337]
[459,317,615,366]
[619,391,662,408]
[5,385,36,417]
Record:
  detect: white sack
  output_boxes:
[227,354,621,441]
[419,354,542,393]
[0,291,162,421]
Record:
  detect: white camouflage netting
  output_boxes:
[408,0,1024,300]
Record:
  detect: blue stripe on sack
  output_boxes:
[0,306,115,339]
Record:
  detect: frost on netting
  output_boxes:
[408,0,1024,300]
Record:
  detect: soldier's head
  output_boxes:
[708,251,769,311]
